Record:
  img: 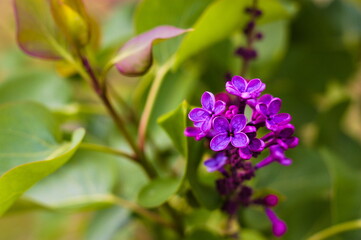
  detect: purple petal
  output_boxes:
[213,117,229,133]
[256,103,269,116]
[268,98,282,115]
[239,147,252,160]
[201,91,215,112]
[200,118,212,132]
[231,132,249,148]
[259,94,273,104]
[277,124,295,138]
[204,153,227,172]
[273,113,291,125]
[210,133,231,151]
[249,138,265,152]
[184,127,206,141]
[246,78,264,93]
[226,81,241,96]
[115,26,190,76]
[230,114,247,133]
[284,136,299,148]
[215,93,231,104]
[213,100,226,115]
[279,158,292,166]
[188,108,210,122]
[232,76,247,92]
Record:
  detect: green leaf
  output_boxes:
[23,150,117,211]
[14,0,66,59]
[0,71,72,108]
[174,0,248,67]
[137,177,180,208]
[87,207,130,240]
[0,102,85,216]
[158,101,188,156]
[113,26,191,77]
[158,101,221,209]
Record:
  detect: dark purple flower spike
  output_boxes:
[265,208,287,237]
[226,75,265,100]
[210,114,249,151]
[188,91,226,132]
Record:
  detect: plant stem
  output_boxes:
[240,0,258,77]
[307,219,361,240]
[138,61,172,152]
[79,55,158,179]
[112,196,175,230]
[79,142,136,160]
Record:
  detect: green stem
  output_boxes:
[79,143,136,160]
[307,219,361,240]
[111,196,175,230]
[138,61,172,151]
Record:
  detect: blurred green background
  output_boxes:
[0,0,360,239]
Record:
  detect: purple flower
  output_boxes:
[210,114,249,151]
[275,124,299,149]
[204,152,228,172]
[255,97,291,131]
[184,127,206,141]
[255,145,292,169]
[264,194,279,207]
[188,91,226,132]
[239,126,265,160]
[265,208,287,237]
[226,75,265,100]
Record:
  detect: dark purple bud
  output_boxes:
[235,47,257,60]
[264,194,279,207]
[265,208,287,237]
[243,21,255,35]
[255,32,263,40]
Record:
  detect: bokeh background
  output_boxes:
[0,0,360,239]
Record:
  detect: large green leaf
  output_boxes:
[0,102,85,216]
[174,0,248,67]
[23,150,117,211]
[0,71,72,108]
[158,101,221,209]
[137,177,180,208]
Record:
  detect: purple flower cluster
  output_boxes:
[185,75,298,238]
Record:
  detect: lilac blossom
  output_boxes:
[188,91,226,132]
[226,75,265,100]
[210,115,249,151]
[185,73,297,238]
[255,97,291,131]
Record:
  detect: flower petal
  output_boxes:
[239,147,252,160]
[226,81,241,96]
[201,91,215,112]
[213,116,229,133]
[231,132,249,148]
[200,118,212,132]
[188,108,210,122]
[210,133,230,151]
[232,75,247,92]
[273,113,291,125]
[268,98,282,115]
[246,78,263,93]
[277,124,295,138]
[230,114,247,132]
[259,94,273,104]
[213,100,226,115]
[256,103,269,116]
[249,138,265,152]
[204,153,227,172]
